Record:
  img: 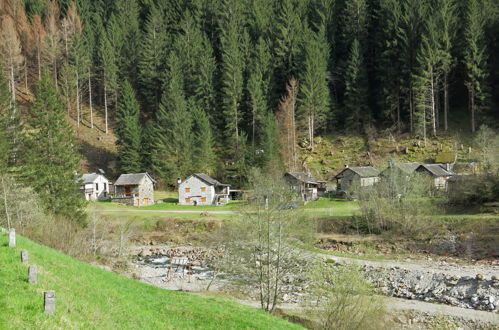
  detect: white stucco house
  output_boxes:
[178,173,230,206]
[78,173,110,201]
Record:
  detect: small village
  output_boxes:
[77,161,458,207]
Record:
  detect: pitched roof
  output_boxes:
[192,173,230,187]
[114,173,155,186]
[381,162,420,175]
[79,173,104,184]
[417,164,453,177]
[285,172,318,184]
[335,166,379,179]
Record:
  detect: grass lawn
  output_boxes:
[302,198,360,217]
[0,234,302,329]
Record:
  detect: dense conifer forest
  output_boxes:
[1,0,498,190]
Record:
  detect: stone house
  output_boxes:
[78,173,110,201]
[112,173,155,206]
[178,173,230,206]
[415,164,454,190]
[283,172,325,202]
[334,166,380,194]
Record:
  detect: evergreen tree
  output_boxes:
[260,111,281,169]
[192,106,217,175]
[299,25,330,149]
[98,27,118,134]
[138,3,169,114]
[116,80,142,173]
[464,0,488,133]
[23,70,86,221]
[219,0,247,151]
[344,39,368,132]
[151,53,193,184]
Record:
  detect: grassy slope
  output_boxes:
[0,234,301,329]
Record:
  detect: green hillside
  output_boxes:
[0,234,301,329]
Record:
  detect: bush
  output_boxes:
[305,262,385,330]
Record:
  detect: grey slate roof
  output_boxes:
[381,162,420,175]
[115,173,155,186]
[79,173,102,184]
[417,164,453,177]
[286,172,319,184]
[193,173,230,187]
[335,166,380,179]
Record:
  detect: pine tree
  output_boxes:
[116,80,142,173]
[299,25,330,149]
[344,39,368,132]
[192,106,216,175]
[260,111,281,169]
[23,70,86,221]
[464,0,488,133]
[138,3,168,114]
[151,53,193,184]
[219,0,247,151]
[98,27,118,134]
[435,0,457,131]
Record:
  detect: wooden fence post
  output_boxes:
[28,265,37,284]
[44,291,56,315]
[21,250,29,264]
[8,228,15,247]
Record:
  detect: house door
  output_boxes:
[143,198,149,206]
[134,198,139,207]
[125,186,131,197]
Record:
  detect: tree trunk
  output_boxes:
[409,88,413,134]
[444,74,448,131]
[37,47,41,80]
[104,78,109,134]
[2,177,11,230]
[24,61,28,92]
[76,70,80,128]
[88,69,93,129]
[430,69,436,137]
[9,63,15,101]
[470,88,475,133]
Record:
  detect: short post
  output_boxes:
[21,250,29,264]
[8,228,15,247]
[44,291,56,315]
[28,265,37,284]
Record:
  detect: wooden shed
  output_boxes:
[284,172,325,202]
[415,164,454,190]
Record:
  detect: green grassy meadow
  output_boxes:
[0,234,302,329]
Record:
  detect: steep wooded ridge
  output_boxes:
[0,0,498,186]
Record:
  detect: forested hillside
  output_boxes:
[1,0,498,187]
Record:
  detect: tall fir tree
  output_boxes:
[151,53,193,184]
[116,80,142,173]
[299,25,330,149]
[23,70,86,221]
[192,106,217,175]
[138,3,169,115]
[98,27,118,134]
[464,0,488,133]
[344,39,368,132]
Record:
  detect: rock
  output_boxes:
[475,274,484,280]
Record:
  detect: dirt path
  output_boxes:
[318,253,498,278]
[103,209,235,214]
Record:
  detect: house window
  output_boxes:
[185,198,191,204]
[95,183,99,190]
[185,187,191,193]
[201,187,206,192]
[201,197,207,203]
[104,183,107,190]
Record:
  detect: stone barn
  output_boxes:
[416,164,454,191]
[112,173,155,207]
[178,173,230,206]
[78,173,110,201]
[334,166,380,194]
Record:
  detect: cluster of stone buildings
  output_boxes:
[78,161,455,207]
